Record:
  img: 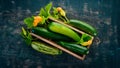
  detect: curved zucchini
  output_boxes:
[48,22,81,42]
[32,27,73,41]
[31,41,62,55]
[69,19,97,36]
[58,41,89,55]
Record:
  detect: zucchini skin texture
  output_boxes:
[31,41,62,55]
[69,19,97,36]
[58,42,89,55]
[48,22,81,42]
[32,27,72,41]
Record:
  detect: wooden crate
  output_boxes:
[30,17,94,60]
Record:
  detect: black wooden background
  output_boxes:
[0,0,119,68]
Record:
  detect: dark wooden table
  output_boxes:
[0,0,119,68]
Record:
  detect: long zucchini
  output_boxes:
[48,22,81,42]
[69,19,97,36]
[32,27,73,41]
[58,41,89,55]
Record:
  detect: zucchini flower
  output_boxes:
[33,16,42,27]
[57,7,66,17]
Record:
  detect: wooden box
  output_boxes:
[30,17,94,60]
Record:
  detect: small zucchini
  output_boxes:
[58,41,89,55]
[69,19,97,36]
[31,41,62,55]
[48,22,81,42]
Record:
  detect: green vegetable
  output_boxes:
[69,19,97,36]
[58,41,89,55]
[31,41,62,55]
[45,2,52,16]
[79,34,92,46]
[48,22,81,42]
[21,27,27,36]
[79,34,91,43]
[53,7,59,19]
[52,7,69,23]
[39,2,52,18]
[32,27,73,41]
[21,27,32,45]
[24,17,34,28]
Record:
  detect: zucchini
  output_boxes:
[58,41,89,55]
[32,27,72,41]
[31,41,62,55]
[69,19,97,36]
[48,22,81,42]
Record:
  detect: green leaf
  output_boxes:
[39,8,47,17]
[24,34,32,45]
[24,32,32,45]
[24,17,34,28]
[27,32,32,40]
[24,38,32,45]
[21,27,32,45]
[53,7,58,12]
[45,2,52,16]
[21,27,27,38]
[39,2,52,18]
[80,34,92,43]
[52,7,59,19]
[21,27,27,36]
[21,31,26,38]
[41,16,46,24]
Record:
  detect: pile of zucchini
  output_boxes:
[21,2,97,59]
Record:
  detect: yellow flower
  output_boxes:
[33,16,42,27]
[57,7,62,12]
[57,7,66,16]
[81,39,93,46]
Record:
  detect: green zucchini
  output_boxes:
[69,19,97,36]
[48,22,81,42]
[58,41,89,55]
[31,41,62,55]
[32,27,72,41]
